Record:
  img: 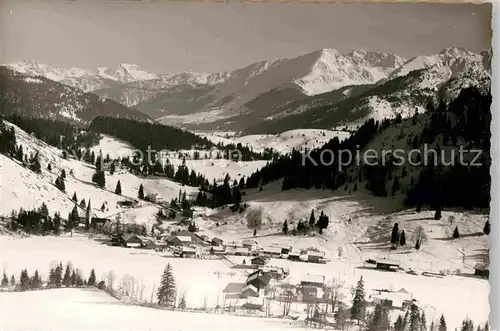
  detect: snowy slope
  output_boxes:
[0,122,197,230]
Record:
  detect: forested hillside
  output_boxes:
[246,87,491,210]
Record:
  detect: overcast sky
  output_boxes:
[0,1,492,74]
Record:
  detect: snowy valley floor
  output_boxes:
[0,288,307,331]
[0,231,489,331]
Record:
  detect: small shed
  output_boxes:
[375,258,401,271]
[251,256,270,266]
[474,263,490,279]
[123,234,143,248]
[306,250,325,263]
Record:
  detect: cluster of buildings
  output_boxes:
[111,230,328,265]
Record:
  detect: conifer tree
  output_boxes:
[55,174,66,191]
[157,263,176,306]
[1,273,8,287]
[461,318,474,331]
[178,292,187,309]
[32,270,42,289]
[10,275,15,286]
[453,226,460,239]
[351,276,366,324]
[391,223,400,245]
[367,304,390,331]
[438,314,447,331]
[253,228,257,237]
[483,220,490,235]
[409,303,421,331]
[309,209,316,226]
[434,205,442,220]
[47,163,52,171]
[110,161,116,175]
[400,230,406,246]
[63,264,72,287]
[72,192,78,202]
[80,199,86,209]
[88,269,96,287]
[415,239,421,251]
[85,200,91,231]
[283,220,288,235]
[138,184,145,200]
[53,212,61,235]
[421,311,427,331]
[20,269,30,291]
[394,315,405,331]
[115,180,122,195]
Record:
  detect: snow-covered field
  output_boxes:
[0,288,306,331]
[0,228,488,330]
[200,129,351,154]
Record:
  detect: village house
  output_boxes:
[123,234,143,248]
[375,258,401,272]
[288,252,301,261]
[242,239,258,251]
[271,244,291,255]
[210,245,225,255]
[306,250,326,263]
[300,274,325,288]
[261,246,282,257]
[180,246,196,258]
[371,288,414,309]
[235,247,250,256]
[251,256,270,266]
[212,237,224,246]
[166,235,185,247]
[474,262,490,279]
[137,236,157,249]
[300,286,323,303]
[240,284,259,298]
[246,270,272,290]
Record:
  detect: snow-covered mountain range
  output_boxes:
[4,62,158,92]
[3,47,491,132]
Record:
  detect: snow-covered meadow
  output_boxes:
[0,288,307,331]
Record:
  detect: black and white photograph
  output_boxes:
[0,1,493,330]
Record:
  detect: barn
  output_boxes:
[375,258,401,271]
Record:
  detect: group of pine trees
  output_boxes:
[390,223,407,248]
[1,262,100,292]
[283,209,331,235]
[8,200,88,235]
